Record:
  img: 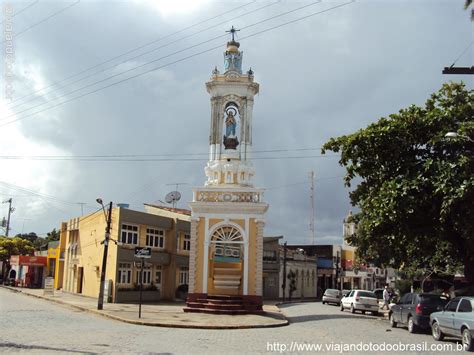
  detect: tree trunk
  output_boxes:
[464,257,474,285]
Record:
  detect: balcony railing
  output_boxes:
[193,188,264,203]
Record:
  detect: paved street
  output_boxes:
[0,288,463,354]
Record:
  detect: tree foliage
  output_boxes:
[15,228,60,251]
[322,82,474,283]
[0,236,35,263]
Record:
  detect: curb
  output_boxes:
[1,286,289,330]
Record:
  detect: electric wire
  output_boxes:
[0,0,39,26]
[7,0,258,107]
[0,146,333,160]
[0,154,339,162]
[0,147,327,158]
[2,0,317,120]
[0,1,354,127]
[0,1,80,43]
[449,41,474,67]
[0,181,93,207]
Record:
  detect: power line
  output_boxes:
[0,0,39,26]
[7,0,259,107]
[0,1,80,43]
[0,181,93,207]
[0,146,330,159]
[5,0,314,116]
[2,0,300,120]
[449,41,474,67]
[0,1,354,127]
[0,154,339,162]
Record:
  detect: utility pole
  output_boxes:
[2,198,14,237]
[309,171,315,245]
[97,201,113,310]
[282,241,287,302]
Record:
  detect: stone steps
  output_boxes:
[185,294,262,315]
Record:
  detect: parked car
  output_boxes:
[322,289,342,305]
[430,296,474,352]
[373,288,384,301]
[389,293,448,333]
[340,290,379,315]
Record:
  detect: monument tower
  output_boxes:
[186,27,269,313]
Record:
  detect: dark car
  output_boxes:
[389,293,449,333]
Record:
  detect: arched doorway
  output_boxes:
[209,224,244,295]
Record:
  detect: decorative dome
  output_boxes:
[226,40,240,53]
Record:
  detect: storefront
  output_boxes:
[10,255,48,288]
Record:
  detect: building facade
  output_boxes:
[187,34,269,311]
[262,236,282,299]
[61,205,190,302]
[279,247,317,300]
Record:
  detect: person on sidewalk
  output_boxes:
[381,285,390,310]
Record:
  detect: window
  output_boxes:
[182,234,191,251]
[146,228,164,248]
[120,224,138,245]
[446,298,461,312]
[399,294,410,304]
[135,265,151,285]
[263,250,277,262]
[155,265,162,288]
[118,263,132,284]
[179,267,189,285]
[458,299,472,313]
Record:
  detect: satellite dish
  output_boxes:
[165,191,181,205]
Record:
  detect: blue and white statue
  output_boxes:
[225,111,236,137]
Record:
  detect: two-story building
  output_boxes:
[61,204,190,303]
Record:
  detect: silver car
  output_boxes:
[430,296,474,352]
[322,289,342,305]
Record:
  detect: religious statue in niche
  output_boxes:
[223,108,239,150]
[225,110,236,136]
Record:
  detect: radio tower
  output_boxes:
[309,171,315,244]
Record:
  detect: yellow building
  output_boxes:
[61,205,190,302]
[46,237,65,290]
[186,36,269,313]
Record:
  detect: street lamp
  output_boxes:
[96,198,113,310]
[445,132,474,143]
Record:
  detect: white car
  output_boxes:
[340,290,380,316]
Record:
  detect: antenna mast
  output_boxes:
[165,183,187,208]
[309,171,315,245]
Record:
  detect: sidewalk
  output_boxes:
[1,286,288,329]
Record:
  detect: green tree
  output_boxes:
[15,232,38,243]
[322,82,474,283]
[46,228,60,242]
[0,236,35,279]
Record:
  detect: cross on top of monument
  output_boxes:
[226,26,240,41]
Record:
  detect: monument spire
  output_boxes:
[225,25,240,42]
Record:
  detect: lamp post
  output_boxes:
[96,198,113,310]
[445,132,474,143]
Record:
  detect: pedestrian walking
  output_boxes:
[381,285,390,310]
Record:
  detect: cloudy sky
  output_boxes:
[0,0,472,244]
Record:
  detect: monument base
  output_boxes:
[185,293,263,314]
